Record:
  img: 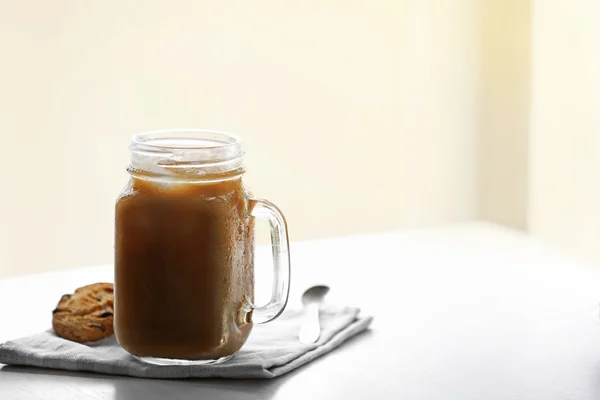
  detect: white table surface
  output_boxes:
[2,222,600,399]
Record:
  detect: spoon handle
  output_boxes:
[299,303,321,344]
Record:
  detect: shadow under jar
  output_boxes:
[114,129,290,365]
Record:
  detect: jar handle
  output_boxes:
[248,198,291,324]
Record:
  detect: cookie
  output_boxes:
[52,282,114,343]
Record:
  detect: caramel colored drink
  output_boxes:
[115,177,254,359]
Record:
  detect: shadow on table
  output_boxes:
[0,364,288,399]
[590,362,600,399]
[0,330,373,400]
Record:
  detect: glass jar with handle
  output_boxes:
[114,129,290,365]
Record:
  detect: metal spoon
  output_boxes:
[299,285,330,344]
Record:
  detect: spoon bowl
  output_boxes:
[302,285,330,306]
[299,285,330,344]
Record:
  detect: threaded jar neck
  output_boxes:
[128,129,245,181]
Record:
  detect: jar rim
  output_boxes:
[131,129,242,153]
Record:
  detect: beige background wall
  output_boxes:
[0,1,479,277]
[475,0,600,265]
[7,0,599,276]
[477,0,530,230]
[528,0,600,263]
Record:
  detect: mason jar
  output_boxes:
[114,129,290,364]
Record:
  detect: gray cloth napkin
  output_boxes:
[0,306,372,379]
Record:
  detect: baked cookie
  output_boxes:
[52,282,114,343]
